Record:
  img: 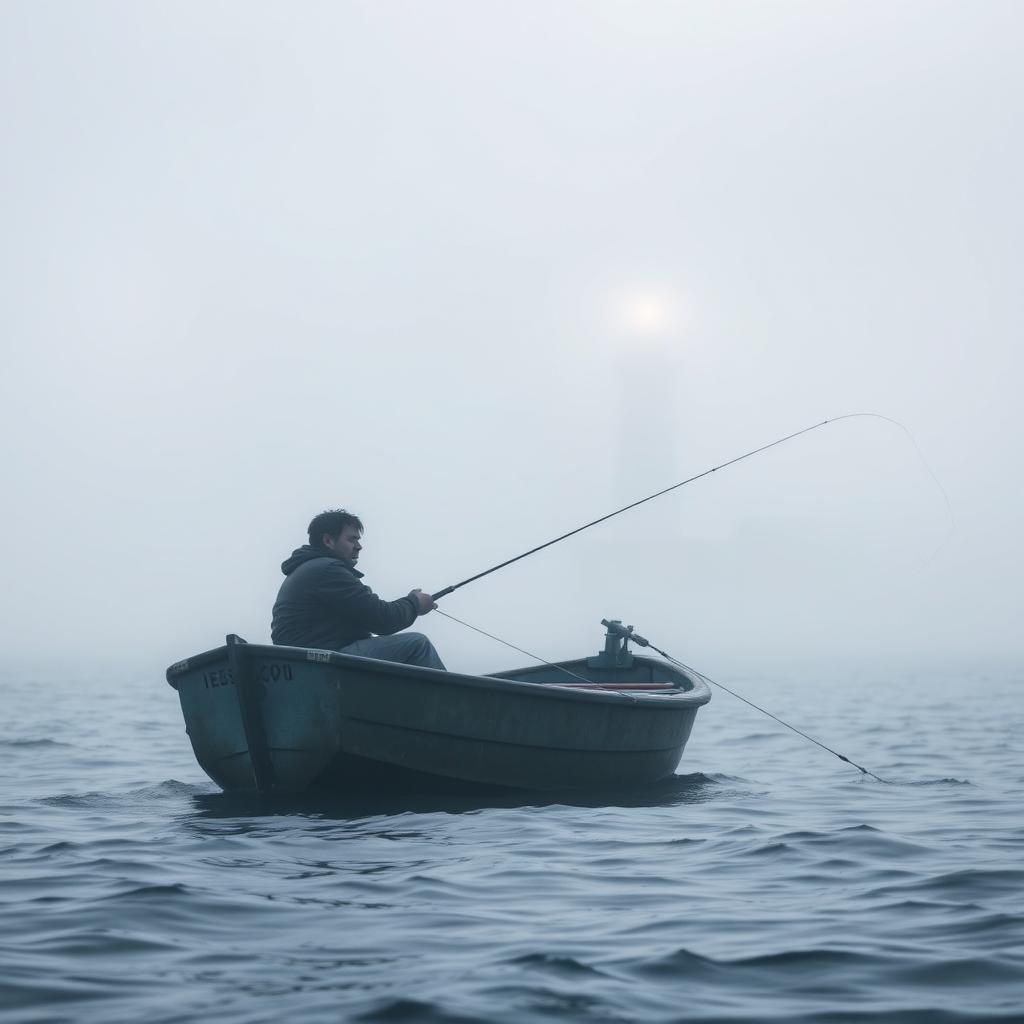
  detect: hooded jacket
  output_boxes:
[270,545,419,650]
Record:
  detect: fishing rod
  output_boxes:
[600,619,890,783]
[432,412,938,602]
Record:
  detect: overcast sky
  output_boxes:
[2,1,1020,679]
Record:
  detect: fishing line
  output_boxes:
[436,609,890,783]
[663,655,887,783]
[604,621,890,783]
[434,609,594,685]
[431,412,953,602]
[862,413,956,564]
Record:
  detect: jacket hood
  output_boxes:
[280,545,363,577]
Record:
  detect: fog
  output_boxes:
[2,2,1021,679]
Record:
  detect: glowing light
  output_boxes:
[623,294,670,332]
[610,289,684,349]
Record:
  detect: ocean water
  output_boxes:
[2,660,1022,1023]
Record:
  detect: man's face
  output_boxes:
[323,526,362,564]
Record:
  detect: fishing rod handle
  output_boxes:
[431,586,455,602]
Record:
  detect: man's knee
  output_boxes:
[341,632,445,670]
[404,632,445,670]
[404,632,430,653]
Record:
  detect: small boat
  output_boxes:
[166,620,711,795]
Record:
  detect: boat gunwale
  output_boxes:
[166,642,712,708]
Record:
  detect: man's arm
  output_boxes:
[319,562,427,636]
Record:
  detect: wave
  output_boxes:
[353,997,479,1023]
[39,780,212,809]
[0,738,71,749]
[505,952,609,977]
[904,777,974,787]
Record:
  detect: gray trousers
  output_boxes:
[340,632,446,671]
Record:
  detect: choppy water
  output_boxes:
[2,661,1022,1023]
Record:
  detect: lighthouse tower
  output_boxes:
[611,291,683,546]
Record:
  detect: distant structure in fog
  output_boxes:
[611,290,682,543]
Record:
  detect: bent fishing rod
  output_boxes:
[431,412,935,602]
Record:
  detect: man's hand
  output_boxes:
[409,589,437,615]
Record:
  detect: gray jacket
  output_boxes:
[271,545,419,650]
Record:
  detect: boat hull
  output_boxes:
[167,640,710,795]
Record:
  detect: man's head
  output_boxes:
[308,509,364,564]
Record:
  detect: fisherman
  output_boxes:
[271,509,446,669]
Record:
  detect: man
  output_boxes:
[271,509,446,669]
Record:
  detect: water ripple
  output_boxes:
[1,669,1022,1023]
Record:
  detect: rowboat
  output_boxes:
[165,620,711,795]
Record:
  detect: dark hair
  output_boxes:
[308,509,364,548]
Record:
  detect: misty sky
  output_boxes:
[2,1,1021,678]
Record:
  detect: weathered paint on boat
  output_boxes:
[166,627,711,795]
